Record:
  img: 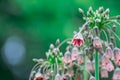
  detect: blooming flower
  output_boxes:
[77,53,84,64]
[63,51,72,64]
[86,59,94,72]
[113,48,120,66]
[113,68,120,80]
[72,32,84,46]
[71,47,79,60]
[34,73,46,80]
[93,37,102,49]
[105,47,113,59]
[101,68,108,78]
[55,74,61,80]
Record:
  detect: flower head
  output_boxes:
[63,51,72,64]
[113,68,120,80]
[93,37,102,49]
[34,73,46,80]
[72,32,84,46]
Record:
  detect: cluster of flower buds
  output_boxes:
[29,7,120,80]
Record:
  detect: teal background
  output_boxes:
[0,0,120,80]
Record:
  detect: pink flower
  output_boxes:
[93,37,102,49]
[77,54,84,64]
[71,47,79,60]
[105,47,113,59]
[63,51,72,64]
[113,48,120,66]
[34,73,46,80]
[55,74,61,80]
[113,68,120,80]
[61,75,67,80]
[101,68,108,78]
[105,63,114,72]
[101,57,114,72]
[86,59,94,72]
[72,32,84,46]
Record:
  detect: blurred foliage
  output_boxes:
[0,0,120,80]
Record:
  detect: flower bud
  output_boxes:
[98,6,104,13]
[50,44,54,49]
[55,74,61,80]
[116,15,120,19]
[63,51,72,64]
[105,47,113,59]
[93,37,102,50]
[71,47,79,60]
[113,68,120,80]
[56,39,60,46]
[100,68,108,78]
[78,8,84,14]
[89,76,95,80]
[112,25,116,32]
[93,26,99,36]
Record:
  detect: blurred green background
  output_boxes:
[0,0,120,80]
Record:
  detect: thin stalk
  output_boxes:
[57,38,71,48]
[94,51,99,80]
[84,56,89,80]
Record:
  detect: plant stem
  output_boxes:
[94,51,99,80]
[84,56,89,80]
[57,38,71,48]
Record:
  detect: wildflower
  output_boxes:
[72,32,84,47]
[63,51,72,64]
[105,47,113,59]
[71,47,79,60]
[113,68,120,80]
[55,74,61,80]
[86,59,94,72]
[77,54,84,64]
[89,76,95,80]
[34,73,46,80]
[101,68,108,78]
[93,37,102,49]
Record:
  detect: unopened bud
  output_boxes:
[116,15,120,19]
[78,8,84,14]
[110,37,114,43]
[56,39,60,46]
[112,25,116,32]
[105,8,110,15]
[50,44,54,49]
[94,26,99,36]
[95,19,101,23]
[98,6,104,13]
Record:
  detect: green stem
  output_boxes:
[57,38,71,48]
[84,56,89,80]
[94,51,99,80]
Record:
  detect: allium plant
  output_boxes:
[29,7,120,80]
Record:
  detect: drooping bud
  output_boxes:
[56,39,60,46]
[93,26,99,36]
[86,59,94,72]
[71,47,79,60]
[112,25,116,32]
[87,6,94,17]
[55,74,61,80]
[93,37,102,50]
[78,8,84,14]
[100,68,108,78]
[113,68,120,80]
[98,6,104,13]
[34,72,46,80]
[50,44,54,50]
[89,76,95,80]
[63,51,72,64]
[105,47,113,59]
[77,53,84,64]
